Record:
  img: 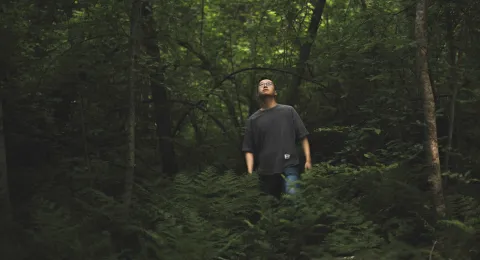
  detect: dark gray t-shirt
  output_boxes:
[242,104,309,175]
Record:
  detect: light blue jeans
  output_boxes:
[284,165,300,195]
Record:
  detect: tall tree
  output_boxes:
[443,3,462,172]
[287,0,326,106]
[415,0,446,217]
[0,98,13,259]
[142,0,178,175]
[0,99,11,223]
[124,0,141,210]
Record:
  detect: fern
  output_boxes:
[22,164,480,260]
[26,197,116,260]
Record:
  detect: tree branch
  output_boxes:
[429,240,437,260]
[216,66,328,89]
[167,99,228,136]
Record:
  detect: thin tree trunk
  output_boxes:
[0,99,11,223]
[142,1,178,176]
[189,111,203,145]
[287,0,326,106]
[234,81,244,126]
[415,0,446,218]
[360,0,367,9]
[79,94,92,176]
[150,70,178,176]
[0,99,14,260]
[123,0,140,209]
[224,92,240,131]
[444,84,458,171]
[200,0,205,47]
[443,5,459,172]
[247,11,267,116]
[248,39,258,116]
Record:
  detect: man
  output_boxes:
[242,78,311,199]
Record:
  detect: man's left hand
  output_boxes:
[304,161,312,171]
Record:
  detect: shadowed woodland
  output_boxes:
[1,0,480,259]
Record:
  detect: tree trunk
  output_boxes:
[123,0,141,209]
[0,99,11,223]
[79,94,92,177]
[150,66,178,176]
[360,0,367,9]
[415,0,446,218]
[142,1,178,176]
[248,40,258,116]
[189,111,203,145]
[0,99,14,260]
[287,0,326,106]
[443,4,460,173]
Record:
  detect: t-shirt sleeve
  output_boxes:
[292,107,309,141]
[242,118,254,153]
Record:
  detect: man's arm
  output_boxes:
[301,137,312,170]
[292,107,312,170]
[242,119,255,174]
[245,152,254,174]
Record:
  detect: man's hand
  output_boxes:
[304,161,312,171]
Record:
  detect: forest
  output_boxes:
[1,0,479,259]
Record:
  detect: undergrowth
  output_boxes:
[21,164,480,260]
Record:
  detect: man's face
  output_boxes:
[258,79,276,97]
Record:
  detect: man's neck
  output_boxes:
[260,98,277,110]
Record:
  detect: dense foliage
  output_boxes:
[1,0,480,259]
[17,163,480,259]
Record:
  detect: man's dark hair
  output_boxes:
[257,74,274,82]
[257,76,276,90]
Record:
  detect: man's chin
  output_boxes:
[259,93,275,99]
